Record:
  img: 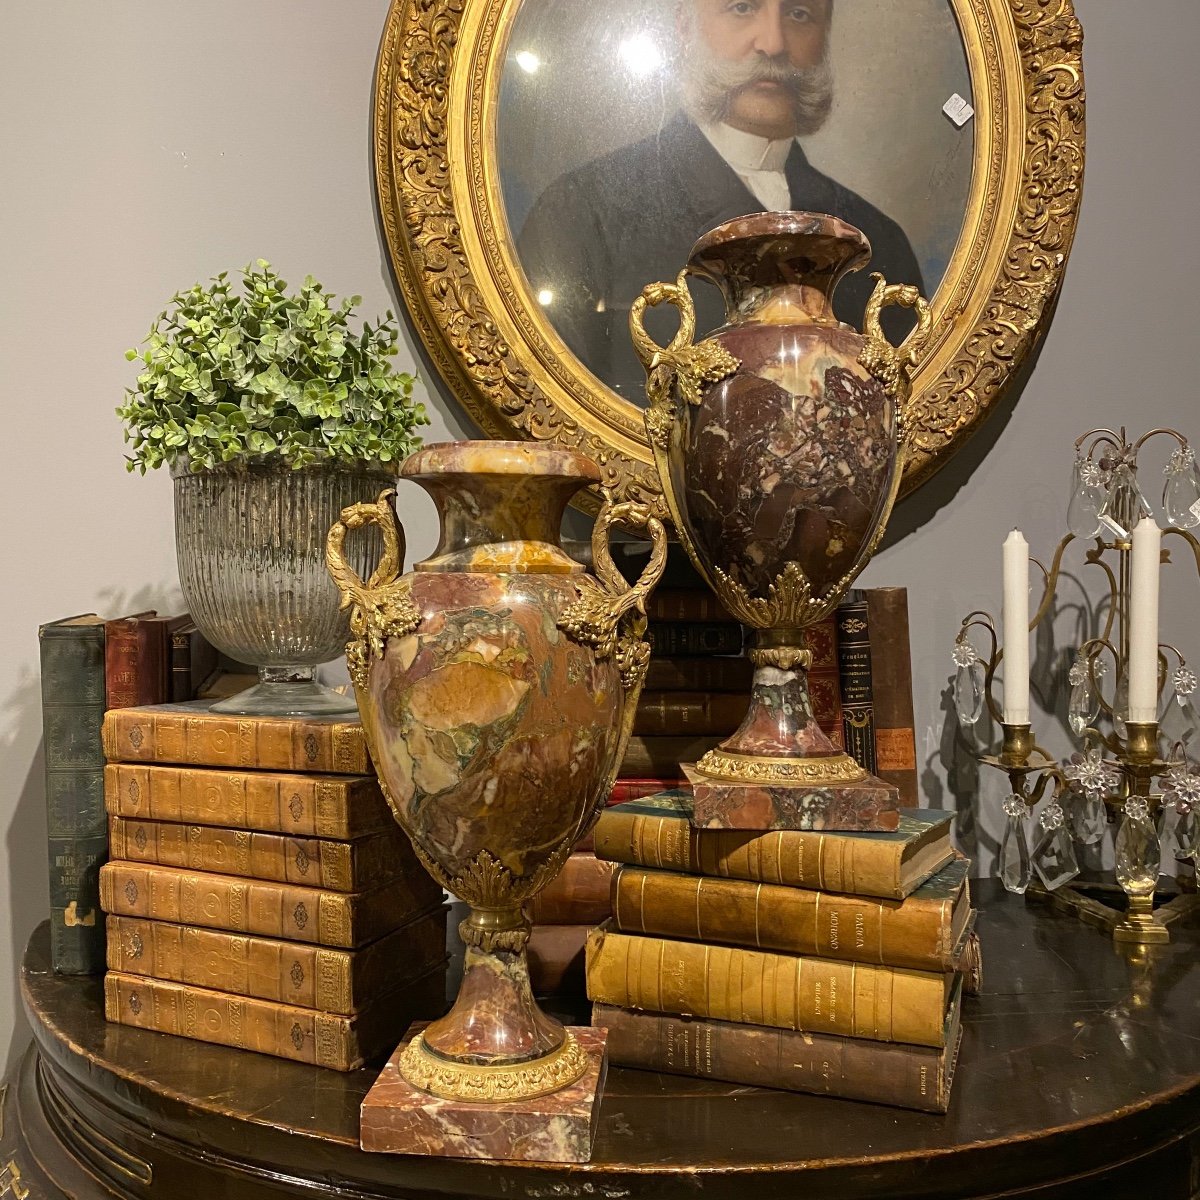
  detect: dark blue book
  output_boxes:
[39,613,108,973]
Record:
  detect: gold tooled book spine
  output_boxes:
[612,868,957,971]
[101,862,357,946]
[102,707,369,774]
[105,908,449,1014]
[104,763,389,838]
[106,816,406,892]
[103,971,360,1068]
[584,926,949,1047]
[100,861,442,949]
[104,964,449,1069]
[593,810,906,898]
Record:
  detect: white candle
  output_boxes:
[1002,530,1030,725]
[1128,516,1162,724]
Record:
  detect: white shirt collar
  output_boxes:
[699,121,794,175]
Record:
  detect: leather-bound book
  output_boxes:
[595,977,964,1114]
[645,589,739,623]
[102,701,370,774]
[104,763,391,838]
[103,963,448,1070]
[39,613,108,973]
[634,692,750,737]
[168,621,218,703]
[865,588,920,805]
[104,612,189,710]
[836,592,876,774]
[525,853,615,925]
[99,861,442,948]
[594,792,954,900]
[643,656,753,693]
[107,815,417,892]
[619,736,723,777]
[609,777,688,805]
[611,858,972,972]
[586,925,954,1047]
[105,904,448,1014]
[527,923,590,996]
[646,623,744,656]
[807,615,845,749]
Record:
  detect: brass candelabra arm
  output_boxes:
[978,722,1064,810]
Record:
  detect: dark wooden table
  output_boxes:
[3,883,1199,1199]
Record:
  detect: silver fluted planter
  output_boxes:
[172,457,392,716]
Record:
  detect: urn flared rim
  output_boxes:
[691,208,878,292]
[401,439,601,483]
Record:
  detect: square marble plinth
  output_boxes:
[360,1026,607,1163]
[684,764,900,831]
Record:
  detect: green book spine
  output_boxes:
[39,615,108,973]
[836,592,877,775]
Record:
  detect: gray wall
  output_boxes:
[1,0,1196,1073]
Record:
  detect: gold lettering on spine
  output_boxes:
[316,950,350,1012]
[322,894,353,948]
[233,830,251,875]
[315,1014,341,1068]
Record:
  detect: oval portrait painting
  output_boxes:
[498,0,974,404]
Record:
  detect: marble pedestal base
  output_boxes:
[683,765,900,831]
[360,1026,607,1163]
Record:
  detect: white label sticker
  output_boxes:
[943,93,975,127]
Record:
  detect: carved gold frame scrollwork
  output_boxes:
[374,0,1084,508]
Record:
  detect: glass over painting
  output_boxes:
[497,0,973,403]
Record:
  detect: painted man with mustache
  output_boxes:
[517,0,924,400]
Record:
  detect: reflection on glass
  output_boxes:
[498,0,973,404]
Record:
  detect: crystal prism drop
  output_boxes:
[1114,813,1161,896]
[1163,466,1200,528]
[1071,792,1108,845]
[1067,456,1105,538]
[954,659,985,726]
[1176,809,1200,857]
[1112,673,1129,739]
[1032,823,1081,890]
[1068,678,1099,735]
[999,814,1032,894]
[1098,464,1150,539]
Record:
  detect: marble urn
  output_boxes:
[631,211,932,830]
[325,440,665,1161]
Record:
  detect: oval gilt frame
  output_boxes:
[374,0,1084,510]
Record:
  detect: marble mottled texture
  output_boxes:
[667,211,899,601]
[343,440,639,1099]
[719,660,838,758]
[360,1025,607,1163]
[684,766,900,832]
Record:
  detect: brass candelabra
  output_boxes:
[954,427,1200,946]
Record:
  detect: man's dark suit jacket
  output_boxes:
[517,111,924,402]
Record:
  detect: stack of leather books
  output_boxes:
[97,701,449,1070]
[585,791,974,1112]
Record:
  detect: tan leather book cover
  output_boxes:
[108,815,414,892]
[866,588,919,805]
[594,792,954,900]
[527,923,589,996]
[104,964,447,1070]
[105,905,448,1014]
[102,701,369,774]
[612,859,970,972]
[526,853,616,924]
[100,861,442,949]
[634,691,750,737]
[595,977,964,1113]
[104,763,391,838]
[585,924,952,1047]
